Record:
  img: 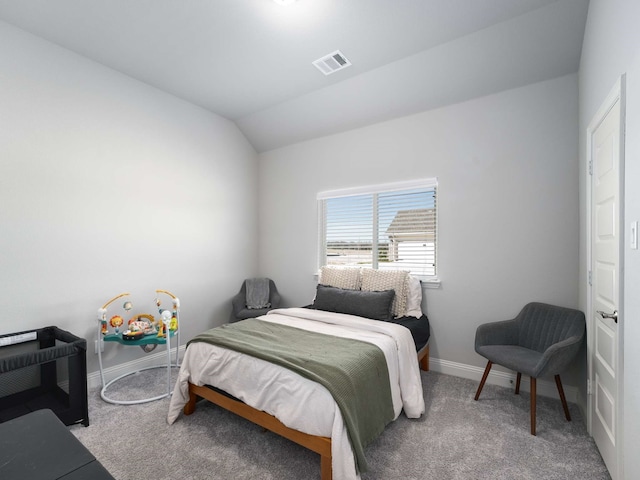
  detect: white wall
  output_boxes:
[579,1,640,477]
[0,21,259,373]
[259,74,580,384]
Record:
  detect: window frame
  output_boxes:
[317,178,440,287]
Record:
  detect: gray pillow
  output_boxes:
[312,284,395,321]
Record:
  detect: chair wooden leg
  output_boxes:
[515,372,521,395]
[475,361,493,401]
[555,374,571,421]
[530,377,537,436]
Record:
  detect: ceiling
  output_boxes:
[0,0,590,152]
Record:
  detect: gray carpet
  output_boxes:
[70,370,610,479]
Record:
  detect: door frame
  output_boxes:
[585,75,626,479]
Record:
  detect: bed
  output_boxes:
[167,269,430,480]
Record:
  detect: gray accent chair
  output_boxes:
[231,278,281,321]
[474,302,585,435]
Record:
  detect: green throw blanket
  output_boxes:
[189,318,395,473]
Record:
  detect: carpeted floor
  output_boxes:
[71,370,610,480]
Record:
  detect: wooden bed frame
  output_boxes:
[183,342,429,480]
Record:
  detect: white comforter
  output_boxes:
[167,307,425,480]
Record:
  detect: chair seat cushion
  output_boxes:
[476,345,542,377]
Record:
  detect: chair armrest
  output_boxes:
[475,318,519,351]
[533,334,584,377]
[231,293,246,315]
[270,291,281,309]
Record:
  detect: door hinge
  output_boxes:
[588,270,592,286]
[587,378,592,395]
[589,159,593,175]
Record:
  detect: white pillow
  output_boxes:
[361,268,410,318]
[405,276,423,318]
[319,266,362,290]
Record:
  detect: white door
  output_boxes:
[588,78,625,480]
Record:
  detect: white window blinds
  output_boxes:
[318,179,438,279]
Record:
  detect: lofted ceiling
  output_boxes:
[0,0,589,152]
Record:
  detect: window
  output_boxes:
[318,179,438,283]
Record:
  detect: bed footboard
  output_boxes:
[184,382,332,480]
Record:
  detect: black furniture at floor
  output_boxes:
[0,409,114,480]
[0,326,89,426]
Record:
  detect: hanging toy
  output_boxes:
[101,320,108,335]
[155,296,169,338]
[109,315,124,333]
[157,309,172,338]
[156,319,166,338]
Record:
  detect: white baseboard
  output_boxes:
[85,350,576,403]
[427,357,578,403]
[87,345,186,390]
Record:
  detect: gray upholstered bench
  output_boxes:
[0,409,114,480]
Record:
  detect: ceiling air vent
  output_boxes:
[312,50,351,76]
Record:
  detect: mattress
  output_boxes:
[388,313,431,351]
